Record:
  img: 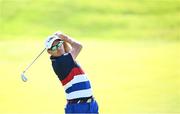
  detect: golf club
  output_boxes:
[21,48,46,82]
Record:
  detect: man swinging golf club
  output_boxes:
[45,32,99,114]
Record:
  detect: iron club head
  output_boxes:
[21,48,46,82]
[21,73,28,82]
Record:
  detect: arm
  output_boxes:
[63,41,72,53]
[55,32,83,60]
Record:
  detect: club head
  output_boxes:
[21,73,28,82]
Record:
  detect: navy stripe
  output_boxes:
[51,53,80,80]
[65,81,91,94]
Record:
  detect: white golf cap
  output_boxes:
[45,35,60,49]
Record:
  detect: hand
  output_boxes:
[54,31,62,37]
[54,31,69,41]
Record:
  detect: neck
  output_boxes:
[52,51,65,57]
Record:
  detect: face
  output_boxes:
[47,39,65,57]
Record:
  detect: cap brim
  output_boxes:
[45,36,60,49]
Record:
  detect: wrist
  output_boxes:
[53,32,74,44]
[63,36,74,44]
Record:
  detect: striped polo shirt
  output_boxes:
[50,53,93,100]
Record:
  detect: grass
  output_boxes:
[0,39,179,113]
[0,0,179,113]
[0,0,179,40]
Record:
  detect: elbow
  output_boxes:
[79,43,83,50]
[72,41,83,52]
[78,43,83,52]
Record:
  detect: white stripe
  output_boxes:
[64,74,89,90]
[66,88,93,100]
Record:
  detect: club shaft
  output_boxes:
[23,48,46,73]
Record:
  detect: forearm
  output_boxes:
[61,35,82,51]
[63,42,71,53]
[55,32,83,59]
[62,35,82,48]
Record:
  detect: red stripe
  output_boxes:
[61,67,85,86]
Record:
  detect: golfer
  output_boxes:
[45,32,99,114]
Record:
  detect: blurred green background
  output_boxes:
[0,0,179,114]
